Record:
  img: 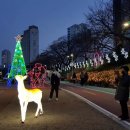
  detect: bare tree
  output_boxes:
[85,0,115,53]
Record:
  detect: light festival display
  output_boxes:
[8,35,27,86]
[89,59,93,67]
[79,62,82,68]
[28,63,47,88]
[105,54,111,63]
[99,56,104,65]
[55,48,129,72]
[86,61,89,67]
[112,51,118,61]
[121,48,128,59]
[3,65,12,87]
[93,51,104,67]
[15,75,43,123]
[82,61,86,68]
[74,63,77,68]
[94,58,98,67]
[124,52,128,59]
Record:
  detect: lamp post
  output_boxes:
[123,21,130,28]
[67,53,74,77]
[122,21,130,45]
[123,21,130,35]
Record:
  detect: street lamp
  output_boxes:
[123,21,130,28]
[122,21,130,40]
[124,23,129,28]
[67,53,74,77]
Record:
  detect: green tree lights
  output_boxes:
[8,35,27,78]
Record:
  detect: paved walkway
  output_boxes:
[0,84,128,130]
[62,81,130,97]
[60,81,130,129]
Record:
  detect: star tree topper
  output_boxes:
[15,35,22,42]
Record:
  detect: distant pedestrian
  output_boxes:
[84,71,88,85]
[49,68,60,101]
[72,72,77,83]
[80,71,84,86]
[114,70,120,87]
[114,66,130,120]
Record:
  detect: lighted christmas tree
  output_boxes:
[8,35,27,78]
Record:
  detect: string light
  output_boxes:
[112,51,118,61]
[94,58,98,67]
[99,56,104,65]
[124,52,128,59]
[121,48,128,59]
[89,59,93,67]
[105,54,111,63]
[85,61,89,68]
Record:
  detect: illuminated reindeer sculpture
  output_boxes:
[15,75,43,123]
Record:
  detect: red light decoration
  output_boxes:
[28,63,47,88]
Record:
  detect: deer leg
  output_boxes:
[22,102,28,123]
[19,100,25,123]
[35,103,40,117]
[39,101,43,115]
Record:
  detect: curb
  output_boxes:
[61,82,130,98]
[62,88,130,130]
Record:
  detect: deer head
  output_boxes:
[15,75,27,81]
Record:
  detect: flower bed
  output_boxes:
[87,70,115,87]
[67,67,130,88]
[68,70,118,88]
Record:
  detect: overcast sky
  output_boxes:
[0,0,109,63]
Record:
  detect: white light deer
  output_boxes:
[15,75,43,123]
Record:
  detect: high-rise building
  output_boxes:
[1,49,11,68]
[21,25,39,65]
[67,23,90,43]
[67,23,91,62]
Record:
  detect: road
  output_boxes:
[61,82,130,123]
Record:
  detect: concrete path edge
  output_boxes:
[62,88,130,130]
